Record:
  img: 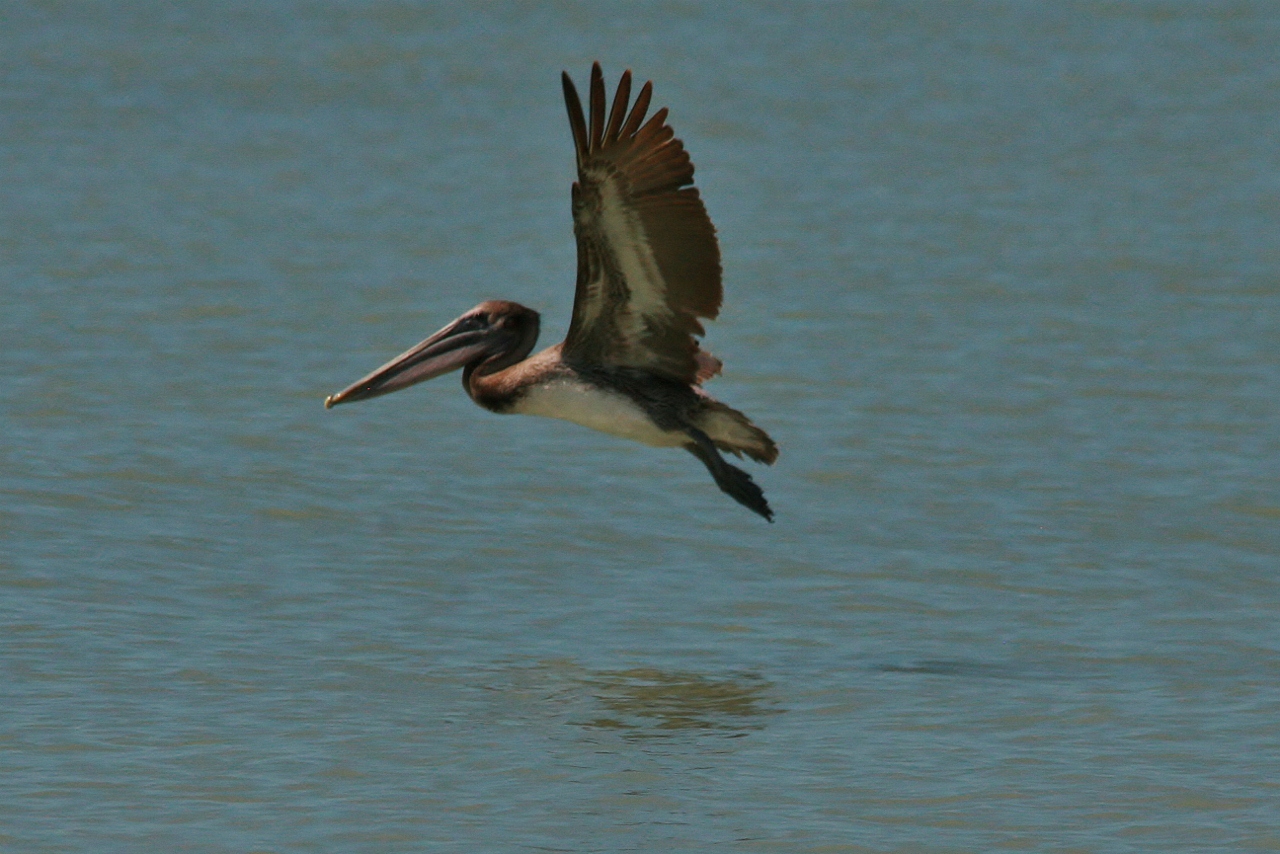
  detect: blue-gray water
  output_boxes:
[4,3,1280,851]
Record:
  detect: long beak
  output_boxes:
[324,316,492,409]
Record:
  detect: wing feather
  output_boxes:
[588,64,606,150]
[561,73,588,163]
[618,81,652,140]
[560,63,723,383]
[604,71,630,142]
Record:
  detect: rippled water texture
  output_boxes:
[4,2,1280,851]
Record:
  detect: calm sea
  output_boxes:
[4,2,1279,851]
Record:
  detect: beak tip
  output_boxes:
[324,394,337,409]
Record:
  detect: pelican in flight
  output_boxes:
[325,63,778,520]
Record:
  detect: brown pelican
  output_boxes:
[325,64,778,520]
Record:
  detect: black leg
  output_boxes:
[685,427,774,522]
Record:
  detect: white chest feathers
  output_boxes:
[510,379,686,448]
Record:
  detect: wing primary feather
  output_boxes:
[561,72,588,163]
[618,81,652,139]
[604,69,632,144]
[633,108,671,147]
[588,62,605,152]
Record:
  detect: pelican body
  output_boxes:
[326,64,778,520]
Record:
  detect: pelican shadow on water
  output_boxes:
[325,63,778,520]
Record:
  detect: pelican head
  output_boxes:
[324,300,540,409]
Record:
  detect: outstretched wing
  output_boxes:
[560,63,723,384]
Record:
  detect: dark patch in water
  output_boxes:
[873,659,1026,679]
[575,668,784,737]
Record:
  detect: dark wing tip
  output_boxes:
[588,63,606,152]
[619,80,653,140]
[562,69,588,163]
[565,64,662,158]
[604,69,632,143]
